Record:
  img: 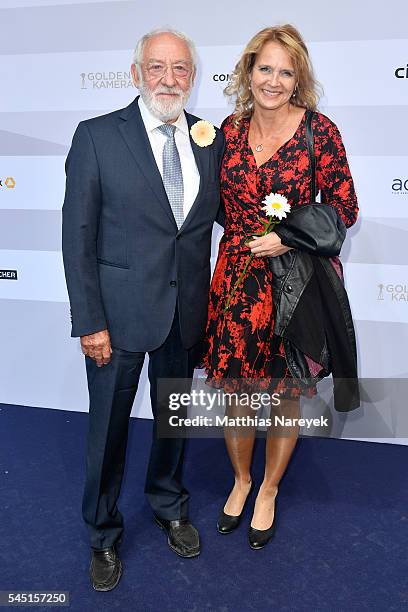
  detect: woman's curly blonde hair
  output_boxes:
[225,24,321,124]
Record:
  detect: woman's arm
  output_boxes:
[316,117,359,228]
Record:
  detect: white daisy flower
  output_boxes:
[262,193,291,220]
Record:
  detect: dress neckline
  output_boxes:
[245,109,307,170]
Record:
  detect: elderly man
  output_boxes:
[62,28,224,591]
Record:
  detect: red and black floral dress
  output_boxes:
[201,111,359,395]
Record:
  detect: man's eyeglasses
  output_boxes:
[141,62,193,80]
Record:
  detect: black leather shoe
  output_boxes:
[154,516,200,558]
[217,481,254,534]
[90,546,122,591]
[248,497,277,550]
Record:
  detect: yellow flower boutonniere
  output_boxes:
[190,120,216,147]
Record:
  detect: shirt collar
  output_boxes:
[138,96,189,136]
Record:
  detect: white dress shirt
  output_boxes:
[138,97,200,220]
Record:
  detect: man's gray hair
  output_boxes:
[132,27,197,69]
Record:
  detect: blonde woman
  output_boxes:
[201,25,359,549]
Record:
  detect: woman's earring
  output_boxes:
[292,85,298,98]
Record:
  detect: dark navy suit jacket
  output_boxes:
[62,96,225,351]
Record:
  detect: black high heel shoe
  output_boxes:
[248,494,278,550]
[217,480,254,534]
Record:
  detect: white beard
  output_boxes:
[138,80,192,122]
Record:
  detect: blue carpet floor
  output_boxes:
[0,402,407,611]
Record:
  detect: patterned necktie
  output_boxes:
[157,123,184,229]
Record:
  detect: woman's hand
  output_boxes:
[248,231,293,257]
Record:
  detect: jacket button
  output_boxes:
[286,284,293,293]
[170,280,177,287]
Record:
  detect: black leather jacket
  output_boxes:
[271,203,360,412]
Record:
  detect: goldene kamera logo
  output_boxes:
[378,283,408,302]
[80,71,134,90]
[0,177,15,188]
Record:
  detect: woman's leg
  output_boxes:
[251,396,300,529]
[222,397,256,515]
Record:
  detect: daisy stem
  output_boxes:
[223,253,254,313]
[222,218,278,314]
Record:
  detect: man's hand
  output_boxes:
[80,329,112,367]
[248,231,293,258]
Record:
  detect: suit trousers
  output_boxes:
[81,307,196,550]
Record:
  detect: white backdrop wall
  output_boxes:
[0,0,407,442]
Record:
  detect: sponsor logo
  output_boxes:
[212,73,232,82]
[394,64,408,78]
[0,177,15,188]
[0,269,18,280]
[378,283,408,302]
[80,71,134,90]
[391,178,408,195]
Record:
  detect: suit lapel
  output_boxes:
[118,98,211,232]
[179,112,210,233]
[118,97,177,228]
